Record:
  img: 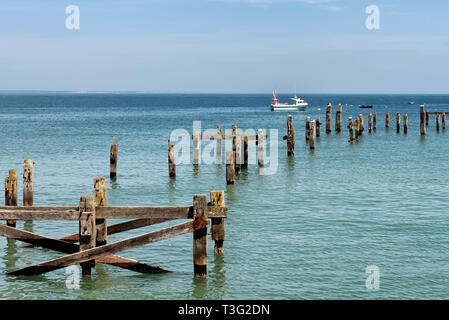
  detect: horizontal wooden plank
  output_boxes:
[7,220,196,276]
[0,206,227,220]
[193,134,266,141]
[0,224,172,274]
[425,111,449,115]
[0,207,79,220]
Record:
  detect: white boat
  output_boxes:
[270,90,308,111]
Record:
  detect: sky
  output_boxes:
[0,0,448,93]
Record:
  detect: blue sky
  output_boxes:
[0,0,448,93]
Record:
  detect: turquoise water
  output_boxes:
[0,93,448,299]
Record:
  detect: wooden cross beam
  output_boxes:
[0,205,227,220]
[0,224,171,274]
[7,219,200,276]
[425,111,449,115]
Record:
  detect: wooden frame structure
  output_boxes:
[0,178,227,278]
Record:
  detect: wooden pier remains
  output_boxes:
[305,117,310,142]
[309,122,316,150]
[396,113,401,133]
[386,112,390,128]
[258,129,264,167]
[226,151,235,184]
[286,115,295,156]
[23,159,34,207]
[326,103,332,133]
[373,112,377,130]
[335,104,342,133]
[316,117,321,137]
[368,113,373,133]
[348,117,354,143]
[420,105,426,136]
[5,170,17,227]
[110,141,118,179]
[0,181,227,278]
[168,139,176,177]
[404,114,408,134]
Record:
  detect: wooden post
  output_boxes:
[396,113,401,133]
[258,129,264,167]
[373,112,377,130]
[443,113,446,130]
[168,139,176,177]
[348,117,354,143]
[193,194,208,278]
[385,112,390,128]
[79,196,96,275]
[426,111,429,126]
[235,137,242,175]
[216,126,222,164]
[94,178,107,247]
[436,114,440,132]
[23,159,34,207]
[242,135,248,169]
[355,117,359,140]
[404,114,408,134]
[326,103,332,133]
[336,104,342,133]
[368,113,373,133]
[210,191,225,255]
[305,116,310,142]
[420,106,426,136]
[5,170,17,227]
[316,117,321,137]
[309,122,316,150]
[110,140,118,179]
[226,151,234,184]
[286,115,295,156]
[359,114,364,133]
[193,131,200,165]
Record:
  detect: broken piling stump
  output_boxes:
[216,126,222,164]
[316,117,321,137]
[94,178,107,247]
[23,159,34,207]
[210,191,225,255]
[420,105,426,136]
[168,139,176,177]
[336,104,342,133]
[193,194,208,278]
[79,196,96,276]
[5,170,17,227]
[326,104,332,133]
[287,115,295,156]
[368,113,373,133]
[226,151,234,184]
[385,112,390,128]
[404,114,408,134]
[373,112,377,130]
[396,113,401,133]
[436,114,440,132]
[110,141,118,179]
[193,131,200,165]
[258,129,264,167]
[309,122,316,150]
[305,116,310,142]
[348,117,354,143]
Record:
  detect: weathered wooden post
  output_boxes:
[193,194,208,278]
[235,137,242,175]
[216,126,222,164]
[286,115,295,156]
[396,113,401,133]
[385,112,390,128]
[210,191,225,255]
[443,113,446,130]
[336,104,342,133]
[359,114,364,133]
[226,151,234,184]
[426,111,429,126]
[242,135,249,169]
[5,170,17,227]
[110,140,118,179]
[79,196,96,276]
[420,105,426,136]
[309,122,316,150]
[436,114,440,132]
[403,114,408,134]
[193,131,200,165]
[316,117,321,137]
[373,112,377,130]
[326,103,332,133]
[355,117,360,140]
[305,116,310,142]
[93,178,107,247]
[168,139,176,177]
[258,129,264,167]
[348,117,354,143]
[23,159,34,207]
[368,113,373,133]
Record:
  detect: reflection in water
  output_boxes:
[4,238,19,270]
[191,276,207,299]
[23,220,34,232]
[110,177,119,190]
[209,255,227,299]
[167,178,177,203]
[192,165,199,178]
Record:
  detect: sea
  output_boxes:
[0,93,448,299]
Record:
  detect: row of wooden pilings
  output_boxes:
[167,125,267,185]
[285,104,447,153]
